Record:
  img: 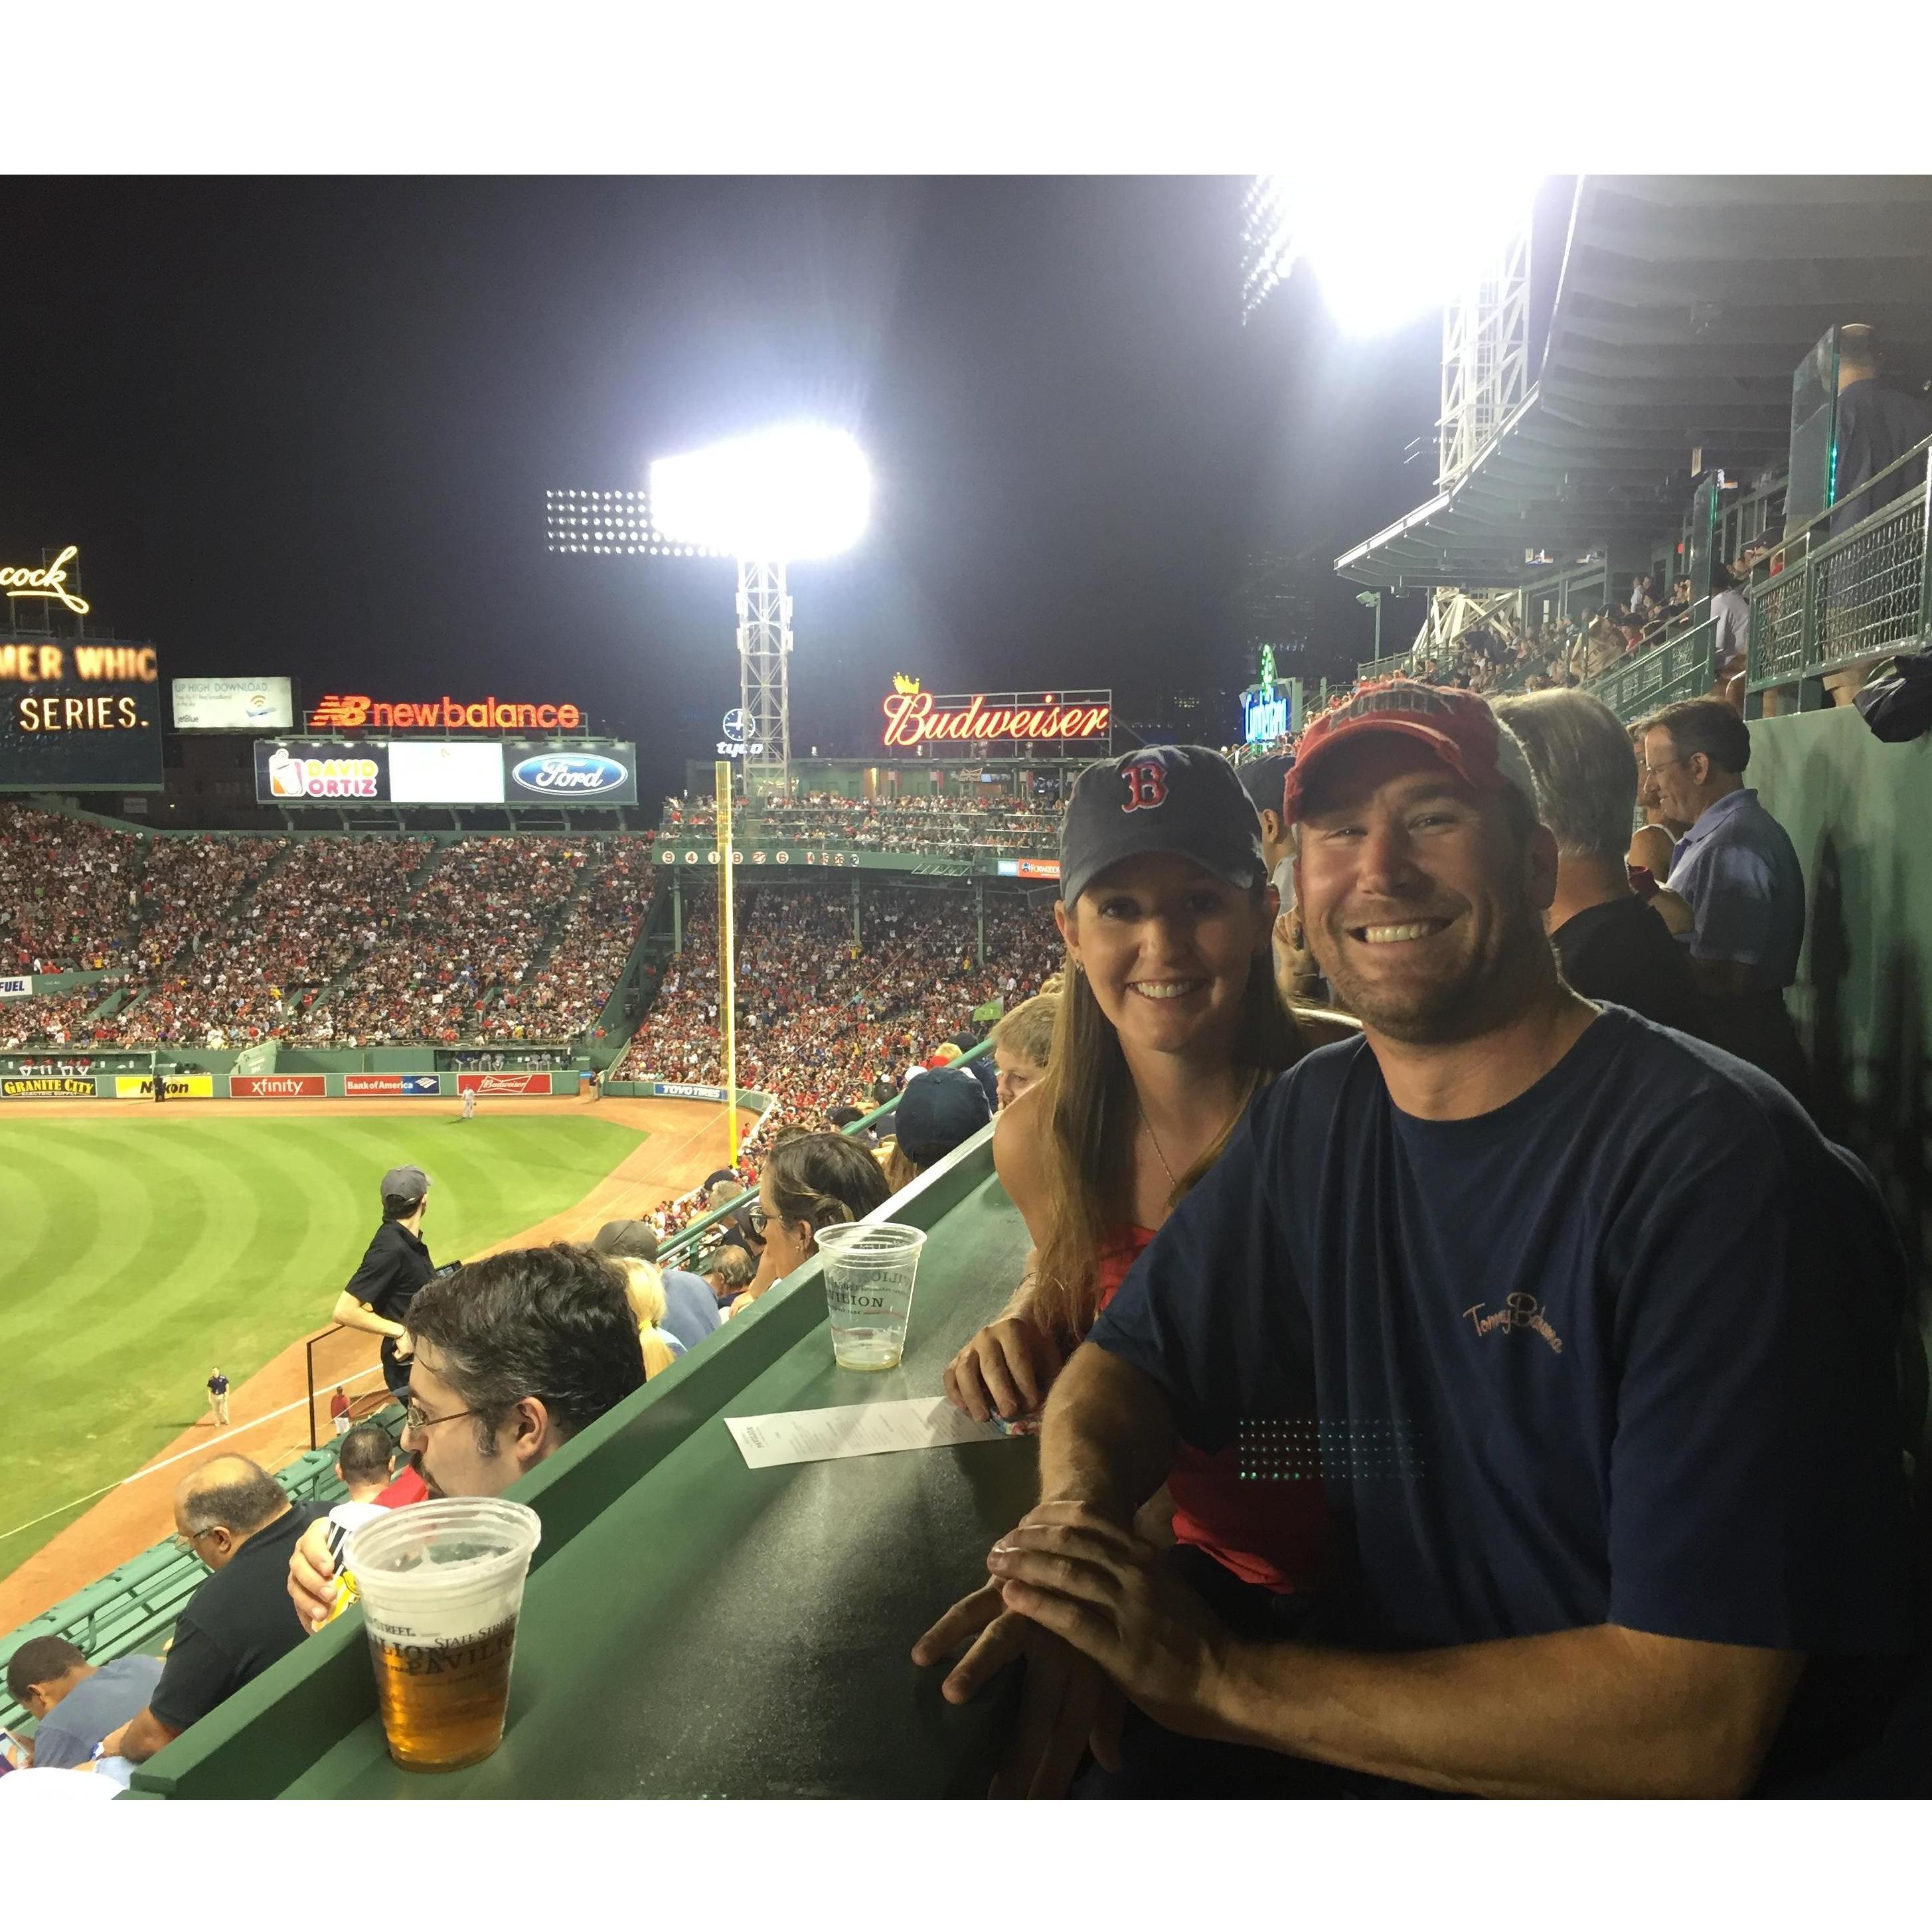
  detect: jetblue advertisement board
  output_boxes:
[503,742,637,805]
[173,677,295,732]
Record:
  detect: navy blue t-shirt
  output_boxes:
[1090,1007,1910,1658]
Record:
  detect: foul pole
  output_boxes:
[715,760,739,1165]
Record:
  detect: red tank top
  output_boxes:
[1095,1227,1327,1594]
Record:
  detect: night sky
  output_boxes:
[1,177,1439,805]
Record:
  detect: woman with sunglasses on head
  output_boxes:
[725,1132,892,1318]
[913,744,1355,1797]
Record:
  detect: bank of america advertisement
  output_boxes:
[256,738,636,806]
[173,677,295,731]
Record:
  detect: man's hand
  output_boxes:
[96,1722,130,1760]
[287,1518,340,1634]
[987,1501,1236,1742]
[911,1577,1125,1797]
[391,1330,413,1362]
[943,1316,1063,1422]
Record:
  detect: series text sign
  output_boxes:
[0,636,163,792]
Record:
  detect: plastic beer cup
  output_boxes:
[815,1222,927,1370]
[347,1496,542,1773]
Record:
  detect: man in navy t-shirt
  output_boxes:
[963,681,1912,1797]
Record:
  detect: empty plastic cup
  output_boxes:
[347,1496,542,1773]
[815,1221,928,1370]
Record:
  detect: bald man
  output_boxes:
[97,1456,321,1764]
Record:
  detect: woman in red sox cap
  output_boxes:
[914,742,1354,1796]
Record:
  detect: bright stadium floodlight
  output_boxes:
[1243,170,1540,337]
[648,422,871,562]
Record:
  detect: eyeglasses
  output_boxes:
[1641,756,1687,778]
[745,1204,770,1234]
[171,1526,216,1556]
[402,1400,485,1435]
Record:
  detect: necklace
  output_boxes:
[1137,1072,1257,1194]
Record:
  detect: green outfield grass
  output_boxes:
[0,1111,647,1589]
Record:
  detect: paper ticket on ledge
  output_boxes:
[725,1397,1022,1469]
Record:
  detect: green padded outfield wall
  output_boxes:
[1749,710,1932,1409]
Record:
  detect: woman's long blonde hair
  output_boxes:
[1028,903,1307,1347]
[611,1255,680,1380]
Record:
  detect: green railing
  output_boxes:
[1585,614,1720,724]
[1356,646,1427,682]
[1746,477,1932,705]
[0,1414,399,1734]
[653,1036,997,1272]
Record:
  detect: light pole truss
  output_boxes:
[737,559,791,796]
[1438,224,1530,489]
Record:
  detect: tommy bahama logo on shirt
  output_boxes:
[1463,1293,1564,1354]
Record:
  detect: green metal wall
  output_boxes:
[1749,710,1932,1412]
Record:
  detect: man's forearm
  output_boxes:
[1036,1342,1178,1525]
[1206,1624,1801,1798]
[110,1706,182,1765]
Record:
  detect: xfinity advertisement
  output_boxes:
[256,738,636,807]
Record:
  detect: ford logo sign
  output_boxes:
[511,754,628,795]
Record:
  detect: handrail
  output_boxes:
[1757,430,1932,564]
[1744,474,1931,702]
[654,1035,999,1270]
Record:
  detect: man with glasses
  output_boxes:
[96,1457,319,1765]
[1638,698,1810,1102]
[287,1245,645,1632]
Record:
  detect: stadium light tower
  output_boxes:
[545,421,870,800]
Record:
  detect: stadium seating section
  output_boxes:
[0,806,661,1049]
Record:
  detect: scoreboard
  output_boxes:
[0,636,165,792]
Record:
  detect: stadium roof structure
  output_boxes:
[1334,177,1932,591]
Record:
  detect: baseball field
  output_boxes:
[0,1091,750,1623]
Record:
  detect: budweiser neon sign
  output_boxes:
[880,683,1111,749]
[306,694,584,732]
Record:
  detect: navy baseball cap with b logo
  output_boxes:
[1058,745,1266,909]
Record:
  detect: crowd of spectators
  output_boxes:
[291,837,579,1047]
[0,803,137,975]
[662,790,1059,859]
[487,835,659,1042]
[128,835,281,977]
[0,813,663,1054]
[0,984,125,1050]
[614,882,1058,1130]
[118,837,431,1046]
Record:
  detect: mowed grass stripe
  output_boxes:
[0,1112,647,1587]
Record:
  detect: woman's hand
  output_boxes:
[943,1315,1064,1421]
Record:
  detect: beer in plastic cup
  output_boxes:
[346,1496,542,1773]
[814,1222,927,1370]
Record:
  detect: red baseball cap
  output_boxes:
[1283,680,1540,825]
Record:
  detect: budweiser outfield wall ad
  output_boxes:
[453,1071,554,1096]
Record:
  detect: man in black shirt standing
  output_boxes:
[97,1457,319,1764]
[333,1165,437,1400]
[1830,325,1932,540]
[1492,689,1705,1038]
